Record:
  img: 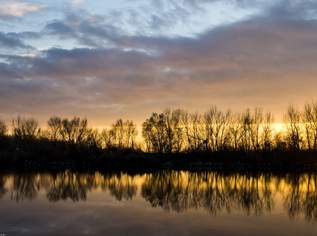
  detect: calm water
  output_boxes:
[0,171,317,235]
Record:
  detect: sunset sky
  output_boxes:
[1,0,317,126]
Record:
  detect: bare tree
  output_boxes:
[0,119,7,137]
[10,103,317,154]
[85,129,102,148]
[111,119,125,148]
[261,112,274,151]
[164,109,174,153]
[250,108,263,151]
[12,117,40,139]
[285,105,302,151]
[100,129,113,149]
[47,116,62,141]
[60,117,90,144]
[124,120,138,149]
[142,118,155,152]
[274,132,287,151]
[238,108,264,152]
[142,113,168,153]
[229,113,243,150]
[303,102,317,151]
[241,109,253,151]
[162,109,185,153]
[204,107,231,151]
[110,119,138,149]
[144,110,187,153]
[204,107,217,151]
[189,112,206,151]
[180,110,192,151]
[178,112,206,152]
[171,109,185,152]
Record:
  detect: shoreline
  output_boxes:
[1,151,317,173]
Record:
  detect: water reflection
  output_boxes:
[0,174,7,198]
[1,171,317,221]
[141,172,274,215]
[102,174,137,201]
[11,174,39,202]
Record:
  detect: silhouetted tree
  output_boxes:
[240,109,253,151]
[111,119,125,148]
[182,112,206,152]
[239,108,264,151]
[261,112,274,151]
[250,108,263,151]
[124,120,138,149]
[303,102,317,151]
[100,128,113,149]
[204,107,231,151]
[86,129,102,149]
[164,109,185,153]
[12,117,40,140]
[143,110,190,153]
[109,119,138,149]
[47,116,62,141]
[142,113,169,153]
[0,119,7,137]
[274,132,287,151]
[229,113,243,150]
[6,102,317,157]
[59,117,90,144]
[285,105,302,151]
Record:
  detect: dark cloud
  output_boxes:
[44,13,122,47]
[0,32,33,49]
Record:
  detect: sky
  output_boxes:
[1,0,317,126]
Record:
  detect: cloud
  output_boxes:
[2,12,317,122]
[71,0,85,7]
[0,1,44,18]
[44,14,120,47]
[1,0,317,124]
[40,0,317,49]
[43,0,263,47]
[0,32,33,49]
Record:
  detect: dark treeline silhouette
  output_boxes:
[1,103,317,170]
[0,171,317,221]
[142,103,317,153]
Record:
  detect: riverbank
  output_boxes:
[1,149,317,173]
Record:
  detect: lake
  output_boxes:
[0,171,317,235]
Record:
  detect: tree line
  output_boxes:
[1,102,317,153]
[142,102,317,153]
[0,116,138,151]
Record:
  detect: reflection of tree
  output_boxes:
[46,172,96,202]
[101,173,137,201]
[141,171,274,215]
[4,172,138,203]
[11,174,39,202]
[284,174,317,221]
[44,172,137,202]
[0,174,7,199]
[2,171,317,222]
[142,172,188,212]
